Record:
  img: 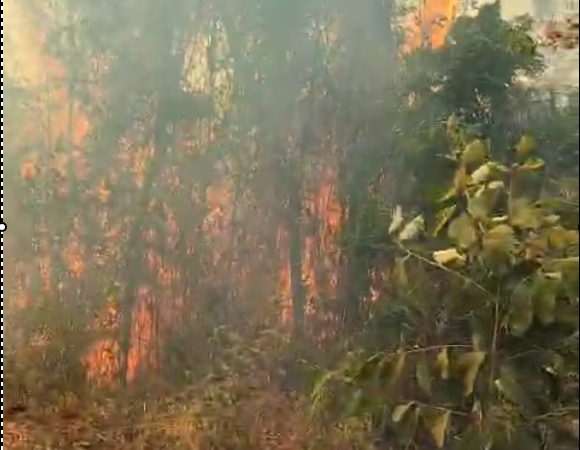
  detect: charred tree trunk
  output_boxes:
[119,101,173,385]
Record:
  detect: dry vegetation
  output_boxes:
[4,331,371,450]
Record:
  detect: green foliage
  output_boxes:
[396,2,551,208]
[314,123,579,449]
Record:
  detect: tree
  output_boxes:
[312,5,579,449]
[314,121,579,449]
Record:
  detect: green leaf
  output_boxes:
[390,351,407,388]
[546,227,578,250]
[379,351,407,389]
[515,134,536,159]
[456,351,486,397]
[433,248,466,266]
[438,186,458,203]
[454,166,471,193]
[434,205,457,237]
[546,257,579,291]
[483,224,517,254]
[435,348,450,380]
[392,402,415,423]
[531,274,559,326]
[423,408,452,448]
[491,215,509,224]
[468,184,502,220]
[509,281,534,337]
[468,193,490,221]
[488,162,510,176]
[389,205,404,235]
[471,163,492,184]
[462,139,487,167]
[509,198,542,229]
[519,157,545,171]
[544,214,561,226]
[548,256,579,272]
[416,356,433,396]
[448,213,478,248]
[488,180,505,190]
[447,114,460,136]
[399,215,425,242]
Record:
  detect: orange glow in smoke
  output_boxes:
[10,0,464,384]
[403,0,459,52]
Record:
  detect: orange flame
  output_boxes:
[403,0,460,52]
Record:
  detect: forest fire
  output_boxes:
[8,0,464,385]
[4,2,579,450]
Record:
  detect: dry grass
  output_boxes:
[3,385,368,450]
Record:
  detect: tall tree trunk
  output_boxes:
[287,187,306,335]
[119,102,173,385]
